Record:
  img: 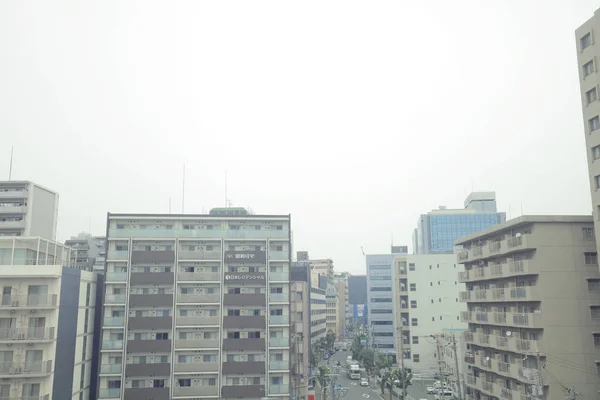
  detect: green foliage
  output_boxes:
[358,348,375,373]
[325,330,336,351]
[376,355,393,372]
[317,365,330,386]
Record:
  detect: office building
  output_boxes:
[310,276,327,344]
[366,254,397,357]
[325,285,338,337]
[412,192,506,254]
[290,262,311,400]
[98,210,292,400]
[65,232,107,272]
[391,254,467,379]
[333,272,351,339]
[348,275,367,330]
[0,181,59,240]
[457,216,600,400]
[0,237,101,400]
[576,10,600,265]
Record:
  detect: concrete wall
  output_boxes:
[29,184,59,240]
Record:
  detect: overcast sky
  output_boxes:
[0,1,597,275]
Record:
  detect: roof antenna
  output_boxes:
[8,146,14,181]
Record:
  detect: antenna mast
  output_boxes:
[182,164,186,213]
[8,146,14,181]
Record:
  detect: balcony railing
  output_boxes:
[0,327,55,341]
[178,271,220,281]
[105,294,126,304]
[269,337,289,347]
[269,251,289,261]
[109,228,289,239]
[269,315,289,325]
[177,293,221,303]
[458,271,469,282]
[269,384,290,394]
[107,250,129,260]
[103,316,125,327]
[269,272,288,281]
[102,340,124,350]
[0,294,58,308]
[100,363,122,374]
[269,293,289,302]
[269,360,289,370]
[98,388,121,398]
[105,271,127,282]
[0,361,52,376]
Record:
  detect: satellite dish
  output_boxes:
[515,233,522,238]
[506,331,512,336]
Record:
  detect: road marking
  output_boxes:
[362,394,370,398]
[351,382,357,386]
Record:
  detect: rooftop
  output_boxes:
[454,215,593,245]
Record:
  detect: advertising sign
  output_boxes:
[224,250,266,263]
[360,337,367,346]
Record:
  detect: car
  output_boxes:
[360,378,369,387]
[347,356,352,361]
[434,390,454,400]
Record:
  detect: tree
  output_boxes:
[392,368,413,399]
[358,348,375,374]
[351,336,364,361]
[380,370,393,395]
[376,355,393,374]
[325,330,336,351]
[317,365,330,386]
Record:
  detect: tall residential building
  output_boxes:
[457,216,600,400]
[290,262,311,400]
[65,232,107,271]
[0,181,59,240]
[98,210,292,400]
[325,285,338,337]
[412,191,506,254]
[0,237,101,400]
[333,272,351,339]
[391,254,467,379]
[576,10,600,265]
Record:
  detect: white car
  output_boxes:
[360,378,369,387]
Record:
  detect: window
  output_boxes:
[584,227,596,240]
[590,116,600,132]
[411,318,418,326]
[591,306,600,320]
[595,175,600,189]
[409,283,416,291]
[596,362,600,377]
[584,60,595,77]
[371,298,392,303]
[585,252,598,265]
[588,87,598,104]
[412,336,419,344]
[410,300,417,309]
[589,279,600,292]
[370,287,392,292]
[594,334,600,346]
[409,263,415,271]
[413,354,420,362]
[582,33,592,50]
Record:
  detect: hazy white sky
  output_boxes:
[0,1,597,275]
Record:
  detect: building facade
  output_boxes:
[333,272,351,339]
[309,259,334,285]
[576,10,600,265]
[290,262,311,400]
[412,192,506,254]
[310,282,327,344]
[0,181,59,240]
[98,210,292,400]
[366,254,397,357]
[457,216,600,400]
[391,254,468,379]
[65,232,107,271]
[0,237,100,400]
[325,285,338,337]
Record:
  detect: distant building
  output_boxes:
[0,181,59,240]
[333,272,351,339]
[0,236,102,400]
[65,232,106,271]
[290,261,311,400]
[412,191,506,254]
[325,284,338,337]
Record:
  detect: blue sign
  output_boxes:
[292,395,296,399]
[338,384,342,389]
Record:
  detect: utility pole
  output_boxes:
[450,333,463,400]
[534,351,544,400]
[435,336,445,398]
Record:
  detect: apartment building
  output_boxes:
[309,259,334,284]
[576,11,600,264]
[391,254,467,379]
[333,272,351,339]
[0,237,101,400]
[325,285,338,337]
[97,210,292,400]
[457,216,600,400]
[366,254,397,358]
[412,192,506,254]
[290,262,311,400]
[65,232,107,271]
[0,181,59,240]
[310,282,327,344]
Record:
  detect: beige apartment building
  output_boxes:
[333,273,350,339]
[576,9,600,263]
[457,216,600,400]
[325,285,338,337]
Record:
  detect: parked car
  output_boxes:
[360,378,369,387]
[434,390,454,400]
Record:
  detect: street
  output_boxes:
[317,350,437,400]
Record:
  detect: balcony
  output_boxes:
[178,271,220,281]
[269,360,289,370]
[125,362,170,376]
[130,272,174,285]
[458,251,469,261]
[269,251,289,261]
[98,388,121,398]
[178,250,221,260]
[0,360,53,377]
[105,294,126,304]
[174,362,219,373]
[177,316,219,326]
[172,386,220,397]
[102,340,124,350]
[506,260,536,277]
[0,294,58,308]
[0,205,26,214]
[269,315,289,325]
[465,332,545,354]
[458,271,470,283]
[508,286,540,301]
[100,363,122,374]
[124,387,169,399]
[223,338,265,351]
[491,311,543,328]
[127,339,171,353]
[0,189,27,199]
[269,293,289,302]
[177,293,220,303]
[269,337,289,347]
[222,361,266,374]
[488,241,502,254]
[270,384,290,395]
[0,220,25,229]
[269,272,288,281]
[109,228,290,239]
[103,316,125,327]
[107,249,129,260]
[175,339,220,349]
[105,271,127,282]
[0,327,55,342]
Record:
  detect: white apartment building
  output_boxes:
[310,286,326,344]
[457,216,600,400]
[325,285,338,337]
[0,237,99,400]
[0,181,59,240]
[392,254,468,378]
